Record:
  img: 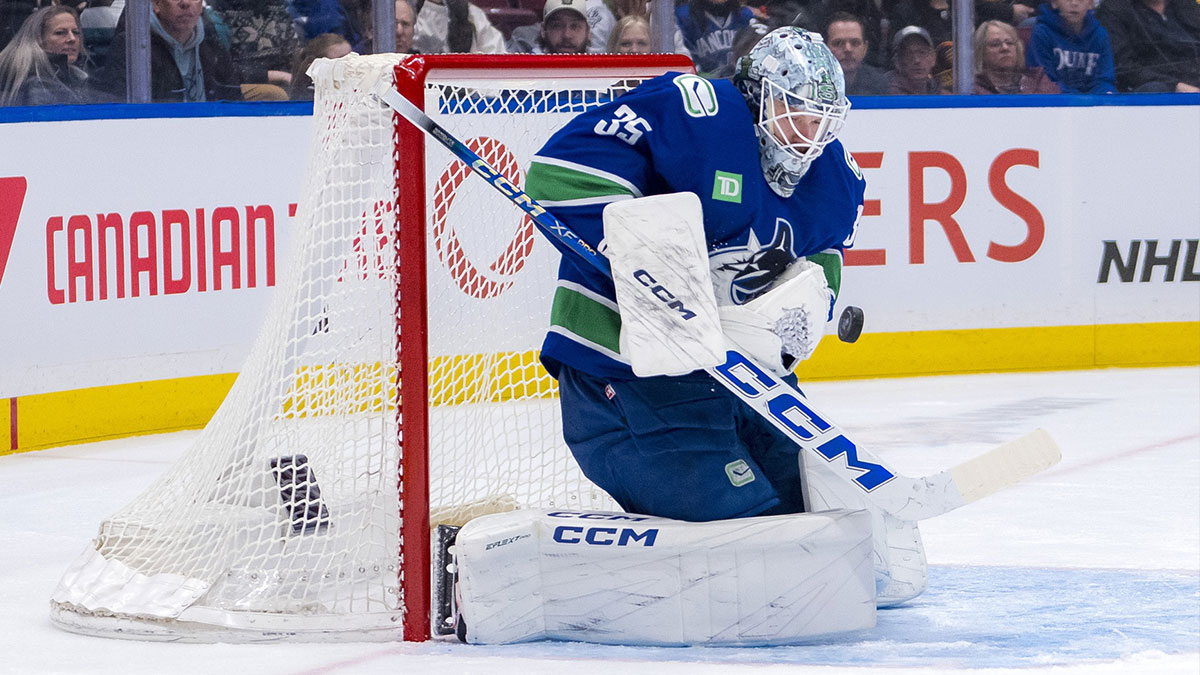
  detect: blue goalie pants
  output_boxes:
[556,365,807,521]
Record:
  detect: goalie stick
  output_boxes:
[372,82,1060,522]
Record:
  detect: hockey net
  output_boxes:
[48,53,694,643]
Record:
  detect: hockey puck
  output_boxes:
[838,305,864,343]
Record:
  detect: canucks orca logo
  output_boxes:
[712,219,797,305]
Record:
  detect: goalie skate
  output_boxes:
[802,451,928,606]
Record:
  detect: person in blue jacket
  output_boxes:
[524,27,865,523]
[1027,0,1116,93]
[676,0,763,78]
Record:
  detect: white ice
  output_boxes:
[3,366,1197,675]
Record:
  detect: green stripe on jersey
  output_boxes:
[549,285,621,354]
[526,160,637,204]
[807,250,843,298]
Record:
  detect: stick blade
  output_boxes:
[949,428,1061,505]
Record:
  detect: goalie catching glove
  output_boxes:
[719,258,834,377]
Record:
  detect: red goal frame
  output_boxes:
[388,54,696,641]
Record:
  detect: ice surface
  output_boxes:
[3,367,1197,674]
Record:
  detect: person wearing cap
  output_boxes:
[824,11,889,95]
[507,0,590,54]
[886,24,945,94]
[413,0,506,54]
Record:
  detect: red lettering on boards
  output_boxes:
[844,149,1045,267]
[45,203,292,304]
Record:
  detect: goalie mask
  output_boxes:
[735,27,850,198]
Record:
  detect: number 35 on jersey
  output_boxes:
[594,105,652,145]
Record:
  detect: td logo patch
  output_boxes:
[725,459,755,487]
[712,171,742,203]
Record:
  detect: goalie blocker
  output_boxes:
[444,509,875,646]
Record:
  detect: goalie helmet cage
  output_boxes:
[48,53,695,643]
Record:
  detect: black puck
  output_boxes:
[838,305,864,343]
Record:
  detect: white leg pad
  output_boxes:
[453,509,876,646]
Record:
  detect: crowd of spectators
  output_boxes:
[0,0,1195,105]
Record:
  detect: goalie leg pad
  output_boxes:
[453,508,876,646]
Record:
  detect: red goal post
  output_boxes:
[391,54,693,641]
[48,53,695,644]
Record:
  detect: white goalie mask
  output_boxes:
[735,28,850,198]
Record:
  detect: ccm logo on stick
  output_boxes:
[552,526,659,547]
[633,269,697,320]
[714,350,895,492]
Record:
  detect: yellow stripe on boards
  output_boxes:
[802,321,1200,380]
[4,322,1195,455]
[429,351,556,406]
[8,374,237,454]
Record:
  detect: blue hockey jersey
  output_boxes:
[525,73,866,380]
[1026,3,1116,94]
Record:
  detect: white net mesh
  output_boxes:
[49,54,687,642]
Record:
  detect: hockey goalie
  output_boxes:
[446,28,914,646]
[387,27,1062,646]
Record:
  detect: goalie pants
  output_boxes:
[556,365,807,521]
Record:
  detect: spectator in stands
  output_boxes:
[587,0,690,55]
[588,0,639,52]
[288,32,350,99]
[414,0,506,53]
[395,0,416,52]
[676,0,762,77]
[824,11,889,95]
[0,5,100,105]
[1095,0,1200,92]
[1026,0,1115,93]
[93,0,243,102]
[886,24,945,94]
[826,0,886,67]
[973,19,1061,92]
[288,0,363,49]
[208,0,301,92]
[607,14,651,53]
[508,0,589,54]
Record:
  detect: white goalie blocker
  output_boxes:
[603,192,725,377]
[603,191,835,379]
[453,509,876,646]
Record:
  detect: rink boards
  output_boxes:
[1,97,1198,451]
